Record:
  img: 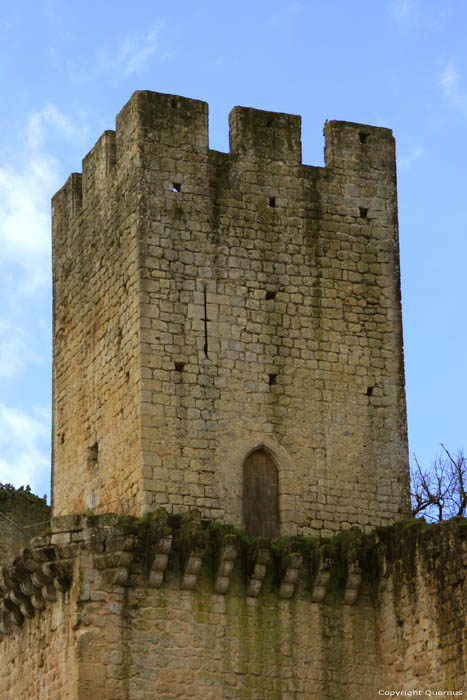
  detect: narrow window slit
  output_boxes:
[268,373,278,386]
[359,207,368,219]
[359,132,369,144]
[173,183,181,193]
[203,287,209,358]
[87,442,99,468]
[366,386,374,397]
[268,197,276,208]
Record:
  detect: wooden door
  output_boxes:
[242,449,280,538]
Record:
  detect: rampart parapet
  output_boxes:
[2,514,467,697]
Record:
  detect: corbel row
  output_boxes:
[0,544,75,636]
[175,536,363,604]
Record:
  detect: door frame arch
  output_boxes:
[242,447,280,538]
[215,436,298,536]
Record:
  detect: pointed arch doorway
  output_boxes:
[242,448,280,538]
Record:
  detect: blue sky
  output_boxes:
[0,0,465,501]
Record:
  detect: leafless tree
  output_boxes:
[410,445,467,522]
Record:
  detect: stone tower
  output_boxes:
[51,90,410,534]
[6,93,466,700]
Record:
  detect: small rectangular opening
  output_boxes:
[174,362,185,372]
[87,442,99,468]
[265,290,277,301]
[173,183,181,193]
[268,373,278,386]
[359,207,368,219]
[268,197,276,208]
[359,132,369,144]
[366,386,374,397]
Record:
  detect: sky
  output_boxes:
[0,0,465,502]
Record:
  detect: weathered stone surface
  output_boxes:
[2,91,442,699]
[1,513,466,698]
[51,91,410,537]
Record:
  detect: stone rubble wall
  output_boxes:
[51,91,410,535]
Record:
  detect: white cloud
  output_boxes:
[398,146,423,171]
[441,61,467,115]
[99,26,165,75]
[0,403,50,494]
[0,104,82,294]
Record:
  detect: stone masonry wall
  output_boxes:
[378,519,467,693]
[0,534,77,699]
[52,129,143,515]
[1,513,383,700]
[52,91,410,535]
[1,595,76,700]
[2,514,466,699]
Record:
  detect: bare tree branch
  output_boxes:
[411,447,466,521]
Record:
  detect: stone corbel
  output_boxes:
[1,598,24,626]
[311,557,333,603]
[112,536,136,586]
[214,534,238,595]
[344,561,362,605]
[9,587,35,619]
[247,548,270,598]
[181,549,204,591]
[42,583,57,603]
[179,510,207,591]
[279,553,303,599]
[93,536,136,586]
[148,534,173,588]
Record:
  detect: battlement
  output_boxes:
[53,90,396,220]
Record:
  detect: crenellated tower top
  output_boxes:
[52,91,409,535]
